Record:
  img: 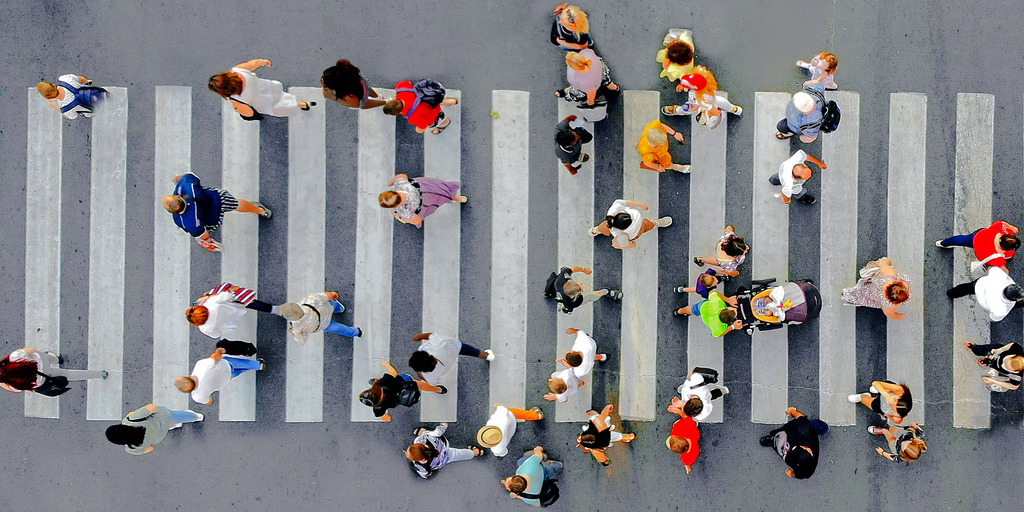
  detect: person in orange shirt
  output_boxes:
[637,120,691,173]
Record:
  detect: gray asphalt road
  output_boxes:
[1,1,1022,511]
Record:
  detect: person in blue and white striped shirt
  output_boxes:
[162,172,270,252]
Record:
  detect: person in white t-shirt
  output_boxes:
[770,150,827,205]
[589,198,672,250]
[543,328,607,402]
[476,404,544,457]
[669,367,729,423]
[408,332,494,386]
[544,367,582,403]
[174,347,263,405]
[947,266,1024,322]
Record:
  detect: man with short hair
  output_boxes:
[947,266,1024,322]
[544,265,621,314]
[502,445,562,507]
[408,332,494,386]
[555,114,592,175]
[174,347,263,405]
[672,367,729,423]
[759,406,829,479]
[775,85,825,143]
[770,150,828,205]
[544,327,606,402]
[666,402,701,474]
[163,172,270,252]
[674,290,744,337]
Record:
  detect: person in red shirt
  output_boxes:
[666,410,700,473]
[383,80,459,134]
[937,220,1020,273]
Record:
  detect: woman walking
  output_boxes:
[662,66,743,129]
[36,74,108,119]
[576,403,635,466]
[208,58,315,119]
[868,422,926,462]
[105,404,204,455]
[321,59,386,109]
[589,199,672,250]
[0,346,107,395]
[693,225,750,277]
[550,3,594,50]
[282,291,362,341]
[406,422,484,478]
[379,173,466,229]
[848,380,913,424]
[359,361,443,422]
[841,257,911,320]
[656,29,696,88]
[556,49,619,122]
[964,342,1024,391]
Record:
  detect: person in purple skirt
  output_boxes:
[379,173,467,228]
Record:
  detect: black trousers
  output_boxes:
[246,299,273,313]
[947,279,979,298]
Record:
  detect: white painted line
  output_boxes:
[887,92,927,425]
[555,100,595,422]
[750,92,791,424]
[420,90,462,423]
[819,91,860,426]
[619,90,660,422]
[952,93,994,429]
[86,87,128,421]
[24,89,63,419]
[686,92,728,423]
[351,90,396,422]
[218,100,260,421]
[489,90,530,410]
[152,86,193,411]
[286,88,327,423]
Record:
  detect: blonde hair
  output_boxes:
[379,191,401,208]
[559,6,590,35]
[563,280,582,297]
[37,82,58,99]
[548,377,568,394]
[900,438,927,461]
[174,376,196,393]
[1006,355,1024,372]
[565,52,592,72]
[690,65,719,99]
[645,126,668,147]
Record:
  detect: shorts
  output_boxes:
[209,188,239,230]
[691,299,708,317]
[428,110,447,128]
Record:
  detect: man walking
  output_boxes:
[666,400,701,474]
[174,347,263,405]
[555,114,592,175]
[947,267,1024,322]
[544,265,622,314]
[163,172,270,252]
[775,85,825,143]
[672,367,729,423]
[408,332,494,387]
[770,150,827,205]
[383,79,459,135]
[759,406,829,479]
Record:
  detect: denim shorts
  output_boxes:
[691,299,708,317]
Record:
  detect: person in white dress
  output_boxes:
[208,59,315,118]
[589,198,672,250]
[281,291,362,341]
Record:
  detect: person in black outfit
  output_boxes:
[555,115,593,175]
[545,265,621,315]
[759,406,828,479]
[550,3,594,50]
[359,361,444,422]
[576,404,636,466]
[964,342,1024,391]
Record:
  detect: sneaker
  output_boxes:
[693,257,705,267]
[530,406,544,420]
[606,290,623,300]
[580,153,590,162]
[847,393,863,403]
[437,385,448,394]
[483,349,496,361]
[170,423,183,430]
[596,354,608,363]
[662,105,685,116]
[731,105,743,116]
[194,413,205,421]
[798,195,817,205]
[935,240,948,248]
[719,385,730,396]
[656,216,673,228]
[355,328,363,338]
[588,226,601,236]
[674,286,687,294]
[676,165,692,174]
[868,426,886,435]
[869,385,879,394]
[252,201,272,219]
[101,370,109,379]
[759,435,774,447]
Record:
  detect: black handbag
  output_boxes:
[691,367,720,384]
[33,372,71,397]
[519,480,560,507]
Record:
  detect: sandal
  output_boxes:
[470,446,485,456]
[412,427,425,436]
[775,131,794,140]
[693,257,705,267]
[621,434,636,443]
[964,342,975,349]
[430,117,452,134]
[300,101,317,111]
[662,105,684,116]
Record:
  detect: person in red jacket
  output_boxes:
[936,220,1020,274]
[383,80,459,134]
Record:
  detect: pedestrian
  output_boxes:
[847,380,913,424]
[174,347,263,405]
[666,402,701,474]
[868,422,927,463]
[637,120,692,173]
[796,52,839,90]
[544,328,605,402]
[408,332,494,387]
[185,283,288,339]
[383,79,459,134]
[379,173,466,229]
[359,361,443,422]
[576,404,636,466]
[0,346,107,395]
[936,220,1020,273]
[656,29,695,88]
[674,290,745,338]
[555,114,593,175]
[321,59,387,109]
[555,49,620,122]
[662,67,743,129]
[544,366,582,403]
[406,422,484,478]
[544,265,622,314]
[770,150,828,205]
[674,268,722,299]
[947,267,1024,322]
[502,445,562,507]
[841,257,911,320]
[963,342,1024,392]
[758,406,829,479]
[162,172,270,252]
[775,85,825,143]
[670,367,729,423]
[36,74,108,119]
[208,59,315,119]
[589,199,672,250]
[477,403,544,457]
[550,3,593,50]
[281,291,362,341]
[692,226,750,277]
[104,403,204,455]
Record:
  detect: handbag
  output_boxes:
[691,367,720,384]
[231,99,263,121]
[970,252,1001,276]
[519,480,560,507]
[33,372,71,397]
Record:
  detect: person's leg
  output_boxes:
[712,94,741,114]
[164,407,203,424]
[938,229,982,248]
[709,387,724,400]
[331,300,345,313]
[811,419,830,435]
[458,342,482,358]
[968,343,1003,356]
[445,447,477,463]
[579,289,605,306]
[768,173,782,186]
[47,367,106,381]
[246,299,273,313]
[236,199,266,214]
[609,430,624,443]
[590,220,611,236]
[324,321,361,338]
[223,356,262,378]
[776,119,796,136]
[946,279,979,298]
[542,459,564,480]
[508,407,543,421]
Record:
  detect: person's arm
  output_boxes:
[142,445,156,454]
[542,392,558,401]
[982,376,1020,391]
[171,174,184,184]
[592,404,613,430]
[785,406,805,419]
[567,265,592,274]
[623,200,650,210]
[684,463,693,474]
[230,99,255,117]
[532,445,545,457]
[872,380,901,409]
[555,358,572,368]
[407,214,424,227]
[427,422,448,437]
[805,154,827,170]
[210,348,226,362]
[413,332,432,342]
[992,343,1015,355]
[882,304,906,320]
[663,124,685,143]
[381,361,399,377]
[415,379,444,393]
[722,295,740,306]
[776,192,792,204]
[667,397,686,416]
[235,58,271,71]
[387,173,409,187]
[144,403,159,414]
[799,133,817,143]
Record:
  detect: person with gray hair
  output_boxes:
[282,291,361,341]
[947,266,1024,322]
[775,85,825,143]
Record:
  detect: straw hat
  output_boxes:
[476,425,503,448]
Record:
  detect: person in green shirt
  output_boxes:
[105,404,204,455]
[673,290,743,337]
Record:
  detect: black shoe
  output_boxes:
[673,308,686,317]
[759,435,774,447]
[437,385,448,394]
[798,195,817,205]
[693,257,705,267]
[354,328,363,338]
[946,289,957,298]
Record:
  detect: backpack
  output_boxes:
[519,480,560,507]
[397,79,447,114]
[803,87,841,133]
[33,372,71,397]
[396,378,421,407]
[544,271,577,314]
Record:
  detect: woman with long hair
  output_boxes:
[841,257,911,320]
[406,422,484,478]
[693,225,750,277]
[379,173,466,229]
[849,380,914,424]
[556,49,620,109]
[105,403,204,455]
[0,346,107,394]
[868,422,926,462]
[576,404,635,466]
[964,342,1024,391]
[320,59,386,109]
[359,361,443,422]
[208,58,315,119]
[662,66,743,129]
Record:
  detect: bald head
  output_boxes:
[163,195,186,213]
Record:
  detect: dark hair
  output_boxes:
[321,59,365,100]
[555,129,577,147]
[564,351,583,367]
[718,309,737,324]
[665,41,694,66]
[105,424,146,448]
[0,357,40,391]
[407,443,438,462]
[359,383,383,407]
[207,72,244,99]
[1000,234,1021,251]
[886,282,909,304]
[1005,284,1024,302]
[408,351,438,373]
[682,396,704,417]
[667,435,689,453]
[607,212,633,230]
[722,236,748,256]
[895,384,913,417]
[507,475,528,493]
[579,433,600,448]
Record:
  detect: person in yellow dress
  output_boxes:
[637,120,691,173]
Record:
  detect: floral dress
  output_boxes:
[842,266,912,309]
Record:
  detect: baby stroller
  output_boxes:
[735,278,821,335]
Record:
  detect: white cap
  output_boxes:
[792,92,815,113]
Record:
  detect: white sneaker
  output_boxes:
[483,349,496,361]
[588,227,601,236]
[194,412,205,421]
[719,385,730,396]
[869,385,879,394]
[731,105,743,116]
[847,393,863,403]
[676,165,692,173]
[867,426,885,435]
[170,423,183,430]
[935,240,948,248]
[656,217,673,228]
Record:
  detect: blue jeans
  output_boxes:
[458,342,482,358]
[324,300,360,337]
[223,356,262,378]
[939,228,982,248]
[162,407,202,424]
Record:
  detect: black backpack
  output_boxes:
[803,87,841,133]
[396,378,421,407]
[520,480,560,507]
[33,372,71,397]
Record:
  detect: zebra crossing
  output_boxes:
[20,85,1008,430]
